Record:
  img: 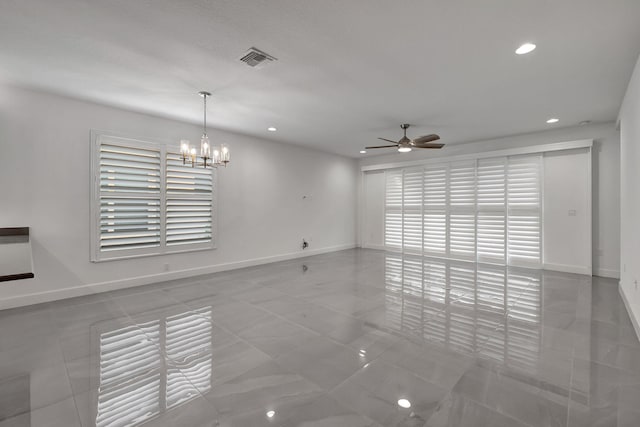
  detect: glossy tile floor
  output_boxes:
[1,249,639,427]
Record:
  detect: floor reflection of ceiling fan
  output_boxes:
[366,124,444,153]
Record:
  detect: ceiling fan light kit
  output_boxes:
[365,124,444,153]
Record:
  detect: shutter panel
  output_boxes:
[97,321,161,427]
[477,158,506,263]
[402,169,423,253]
[448,162,476,260]
[385,170,403,249]
[100,198,161,251]
[100,144,161,194]
[507,155,542,267]
[423,165,447,255]
[99,143,161,253]
[166,153,213,247]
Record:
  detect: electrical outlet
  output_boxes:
[164,263,170,272]
[568,210,577,216]
[635,280,638,291]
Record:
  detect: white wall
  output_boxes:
[619,54,640,336]
[543,148,591,274]
[0,86,358,309]
[359,122,620,278]
[361,171,385,248]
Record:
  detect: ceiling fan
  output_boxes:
[366,124,443,152]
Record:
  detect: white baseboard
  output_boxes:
[360,244,386,251]
[543,263,592,275]
[619,282,640,342]
[0,243,356,311]
[594,268,620,279]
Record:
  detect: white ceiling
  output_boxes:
[1,0,639,157]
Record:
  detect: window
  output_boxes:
[91,134,215,261]
[383,154,541,267]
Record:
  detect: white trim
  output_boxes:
[619,282,640,342]
[543,263,592,275]
[0,244,356,311]
[361,139,593,172]
[594,268,620,279]
[361,244,387,251]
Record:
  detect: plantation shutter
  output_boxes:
[402,168,423,253]
[507,155,542,267]
[166,153,214,247]
[385,170,403,249]
[423,165,448,255]
[448,161,476,260]
[476,158,506,264]
[93,135,216,261]
[98,143,161,253]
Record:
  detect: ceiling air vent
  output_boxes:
[239,47,277,68]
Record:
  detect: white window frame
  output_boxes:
[90,132,217,262]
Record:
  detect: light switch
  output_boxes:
[568,210,577,216]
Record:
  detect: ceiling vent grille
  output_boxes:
[239,47,277,68]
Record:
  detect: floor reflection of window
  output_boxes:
[96,307,212,427]
[166,308,212,408]
[384,254,541,372]
[97,320,161,427]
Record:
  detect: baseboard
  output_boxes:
[543,263,592,275]
[594,268,620,279]
[360,244,386,251]
[0,243,356,311]
[619,282,640,342]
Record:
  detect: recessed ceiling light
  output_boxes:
[398,147,412,153]
[398,399,411,409]
[267,127,277,132]
[546,118,559,124]
[266,410,275,418]
[515,43,536,55]
[360,150,366,154]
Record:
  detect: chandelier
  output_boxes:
[180,91,230,168]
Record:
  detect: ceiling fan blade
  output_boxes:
[365,144,398,149]
[414,143,445,149]
[377,137,399,144]
[412,134,441,144]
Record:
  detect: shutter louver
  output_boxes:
[507,155,542,267]
[423,166,447,255]
[385,171,403,249]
